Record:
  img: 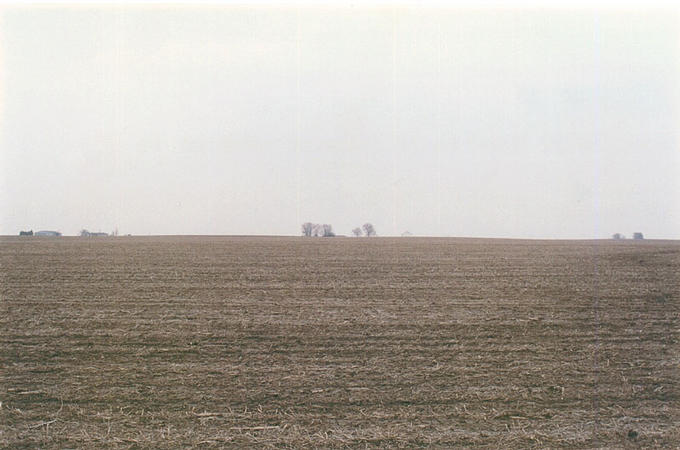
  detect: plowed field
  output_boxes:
[1,236,678,447]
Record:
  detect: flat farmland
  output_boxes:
[1,236,678,448]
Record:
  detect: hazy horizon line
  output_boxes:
[3,233,674,241]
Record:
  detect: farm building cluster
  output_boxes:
[19,230,61,237]
[612,232,645,240]
[18,229,114,237]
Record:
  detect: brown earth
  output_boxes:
[1,236,678,448]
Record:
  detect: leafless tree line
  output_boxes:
[301,222,377,237]
[301,223,335,237]
[352,223,376,237]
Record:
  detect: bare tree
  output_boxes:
[301,222,314,237]
[362,223,376,237]
[352,227,362,237]
[312,224,322,237]
[612,233,625,240]
[322,224,335,237]
[633,232,644,240]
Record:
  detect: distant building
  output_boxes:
[35,230,61,237]
[633,232,644,240]
[19,230,33,236]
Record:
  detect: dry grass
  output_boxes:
[1,236,678,448]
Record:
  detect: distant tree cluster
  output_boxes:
[301,222,335,237]
[362,223,376,237]
[350,223,377,237]
[80,229,109,237]
[302,222,376,237]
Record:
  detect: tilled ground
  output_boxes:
[1,236,678,447]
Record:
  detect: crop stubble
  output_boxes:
[1,236,678,447]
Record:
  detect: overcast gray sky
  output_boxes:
[1,4,678,238]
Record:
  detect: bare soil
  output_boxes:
[1,236,678,448]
